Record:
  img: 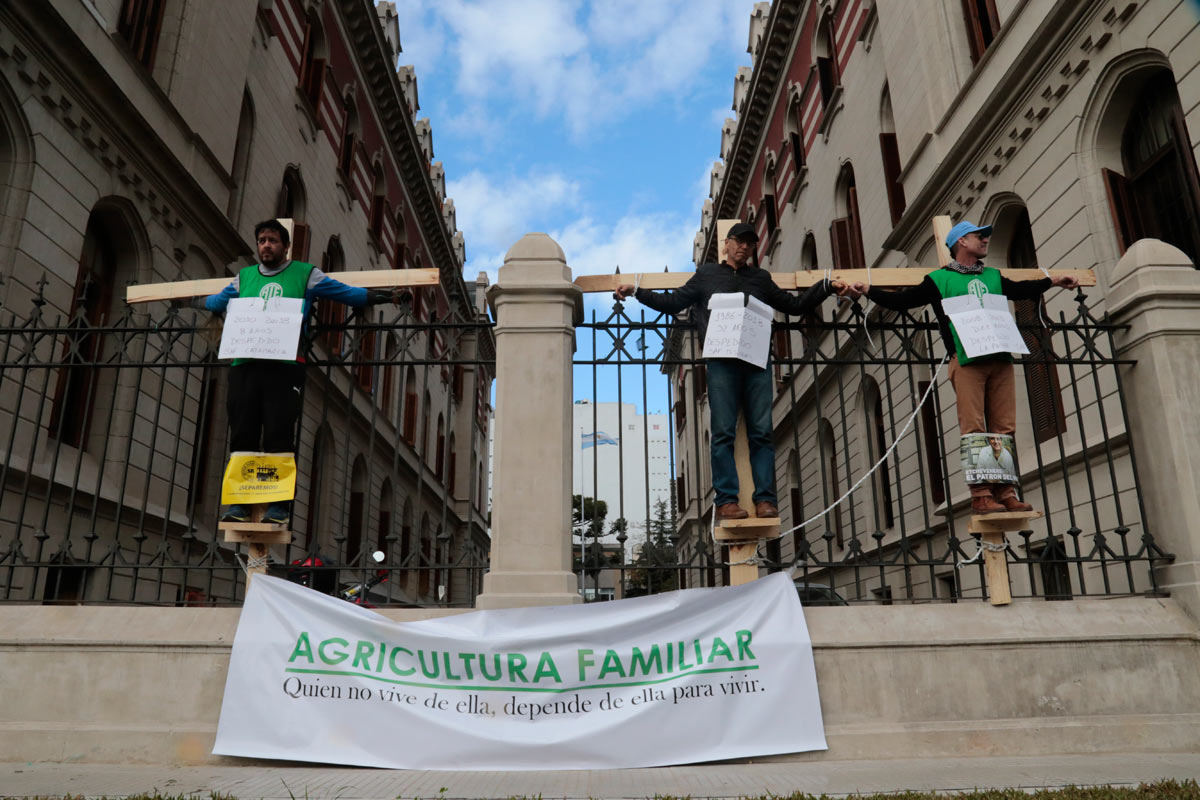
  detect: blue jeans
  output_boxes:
[706,358,776,506]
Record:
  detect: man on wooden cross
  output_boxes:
[854,220,1078,514]
[614,222,854,521]
[195,219,402,525]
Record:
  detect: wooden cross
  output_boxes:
[577,216,1087,588]
[572,216,1095,294]
[124,218,440,304]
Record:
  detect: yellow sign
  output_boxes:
[221,452,297,504]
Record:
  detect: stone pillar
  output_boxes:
[475,234,583,609]
[1106,238,1200,622]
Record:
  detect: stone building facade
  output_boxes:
[674,0,1200,606]
[0,0,493,605]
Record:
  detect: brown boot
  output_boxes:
[754,501,778,518]
[716,503,749,520]
[970,485,1005,514]
[994,485,1033,512]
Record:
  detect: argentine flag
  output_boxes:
[581,431,618,449]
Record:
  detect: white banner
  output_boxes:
[213,572,826,770]
[941,293,1029,359]
[218,296,305,361]
[703,293,772,368]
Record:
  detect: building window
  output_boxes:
[1007,208,1067,443]
[817,420,844,548]
[435,414,445,480]
[118,0,167,70]
[1104,70,1200,263]
[879,85,906,226]
[862,378,895,530]
[402,367,419,445]
[346,458,366,566]
[377,481,393,558]
[961,0,1001,65]
[355,311,376,392]
[339,98,359,181]
[814,12,839,108]
[369,165,386,241]
[316,238,346,355]
[394,210,409,268]
[447,434,457,495]
[786,93,806,176]
[830,165,866,270]
[277,167,309,261]
[297,16,327,110]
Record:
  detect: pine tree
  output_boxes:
[626,499,678,597]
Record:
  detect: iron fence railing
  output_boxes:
[573,289,1173,604]
[0,276,494,606]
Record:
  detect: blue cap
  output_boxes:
[945,221,993,250]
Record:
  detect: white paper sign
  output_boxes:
[703,293,773,368]
[218,296,305,361]
[213,572,826,770]
[941,293,1029,358]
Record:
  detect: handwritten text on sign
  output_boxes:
[703,293,772,368]
[941,293,1029,359]
[219,297,305,361]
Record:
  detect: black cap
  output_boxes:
[726,221,759,242]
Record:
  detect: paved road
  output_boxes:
[2,753,1198,799]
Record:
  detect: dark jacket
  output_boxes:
[633,261,834,343]
[867,273,1051,356]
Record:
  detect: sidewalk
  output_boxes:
[2,754,1197,799]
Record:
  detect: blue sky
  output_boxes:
[388,0,760,412]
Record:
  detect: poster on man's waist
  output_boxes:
[941,293,1029,359]
[703,293,772,368]
[212,572,827,770]
[218,296,305,361]
[961,433,1018,485]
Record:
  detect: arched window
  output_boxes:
[316,236,346,354]
[355,309,377,393]
[400,499,414,591]
[297,12,326,110]
[118,0,167,71]
[402,366,418,444]
[879,84,906,226]
[276,166,309,260]
[50,203,140,450]
[787,449,803,553]
[762,153,778,241]
[346,457,367,565]
[380,334,398,420]
[393,207,409,268]
[419,513,432,596]
[998,205,1067,442]
[830,164,866,269]
[305,426,330,551]
[784,89,806,175]
[860,377,894,531]
[228,89,255,224]
[961,0,1001,65]
[1105,70,1200,263]
[421,391,431,457]
[814,12,839,108]
[447,433,457,495]
[339,96,359,180]
[369,162,386,241]
[801,232,818,270]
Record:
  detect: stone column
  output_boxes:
[475,233,582,609]
[1106,238,1200,622]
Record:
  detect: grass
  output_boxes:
[10,778,1200,800]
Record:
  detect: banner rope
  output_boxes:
[236,551,271,575]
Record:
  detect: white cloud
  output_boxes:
[552,211,696,278]
[413,0,759,137]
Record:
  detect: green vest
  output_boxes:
[928,266,1008,366]
[234,261,315,365]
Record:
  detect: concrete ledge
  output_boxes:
[2,598,1197,765]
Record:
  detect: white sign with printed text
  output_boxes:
[941,293,1029,359]
[703,293,773,368]
[218,296,305,361]
[212,572,826,770]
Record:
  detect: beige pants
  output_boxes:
[948,359,1018,498]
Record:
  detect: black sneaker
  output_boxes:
[220,505,251,523]
[262,503,290,525]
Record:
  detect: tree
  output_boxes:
[625,499,678,597]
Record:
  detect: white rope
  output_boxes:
[957,536,1009,568]
[236,551,271,575]
[776,353,951,540]
[632,271,642,294]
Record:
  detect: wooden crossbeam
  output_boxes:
[574,267,1094,293]
[126,268,441,305]
[966,511,1043,606]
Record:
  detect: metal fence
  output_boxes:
[0,275,494,606]
[574,288,1173,603]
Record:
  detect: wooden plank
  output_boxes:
[576,268,1094,294]
[728,542,759,586]
[966,510,1044,533]
[220,523,292,545]
[933,215,953,268]
[982,531,1012,606]
[126,268,441,304]
[715,520,781,541]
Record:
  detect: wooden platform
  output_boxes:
[715,517,782,541]
[218,522,292,544]
[966,510,1043,606]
